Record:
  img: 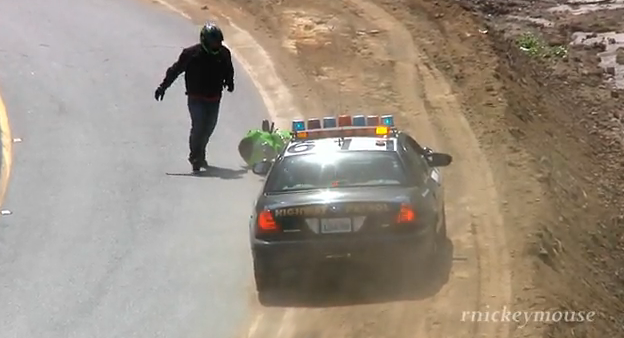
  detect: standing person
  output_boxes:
[154,22,235,172]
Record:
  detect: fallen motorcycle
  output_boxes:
[238,119,292,167]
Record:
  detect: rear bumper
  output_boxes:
[251,227,436,270]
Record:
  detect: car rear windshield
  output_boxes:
[264,151,407,193]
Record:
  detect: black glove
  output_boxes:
[154,86,166,101]
[225,82,234,93]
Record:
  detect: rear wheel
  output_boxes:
[428,208,452,287]
[436,205,448,245]
[422,211,447,271]
[404,219,446,289]
[253,257,280,305]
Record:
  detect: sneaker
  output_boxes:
[189,159,209,173]
[198,159,209,169]
[191,163,202,173]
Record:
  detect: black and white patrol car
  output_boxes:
[248,117,452,302]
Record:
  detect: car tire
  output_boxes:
[253,258,279,305]
[419,210,447,270]
[436,206,448,243]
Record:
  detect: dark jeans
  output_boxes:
[187,96,220,164]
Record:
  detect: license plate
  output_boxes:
[321,218,352,233]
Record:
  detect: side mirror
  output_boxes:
[261,119,271,132]
[427,152,453,167]
[252,161,272,176]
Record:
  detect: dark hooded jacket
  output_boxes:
[159,44,234,99]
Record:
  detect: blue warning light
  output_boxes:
[323,117,337,128]
[352,115,366,126]
[292,120,306,131]
[381,115,394,126]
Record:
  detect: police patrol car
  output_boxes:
[249,114,452,303]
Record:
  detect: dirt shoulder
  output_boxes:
[162,0,624,336]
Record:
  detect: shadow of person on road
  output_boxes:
[258,238,455,308]
[197,166,248,179]
[166,166,248,180]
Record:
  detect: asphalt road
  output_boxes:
[0,0,269,337]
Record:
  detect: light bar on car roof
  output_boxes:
[294,126,393,140]
[290,114,396,132]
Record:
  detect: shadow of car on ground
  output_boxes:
[258,238,455,307]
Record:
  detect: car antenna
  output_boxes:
[337,135,345,147]
[328,18,342,117]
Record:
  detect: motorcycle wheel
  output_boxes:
[238,137,254,164]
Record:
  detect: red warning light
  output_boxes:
[338,115,352,127]
[307,118,321,129]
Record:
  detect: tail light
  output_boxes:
[257,210,278,231]
[396,204,416,223]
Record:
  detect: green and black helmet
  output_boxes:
[200,23,224,54]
